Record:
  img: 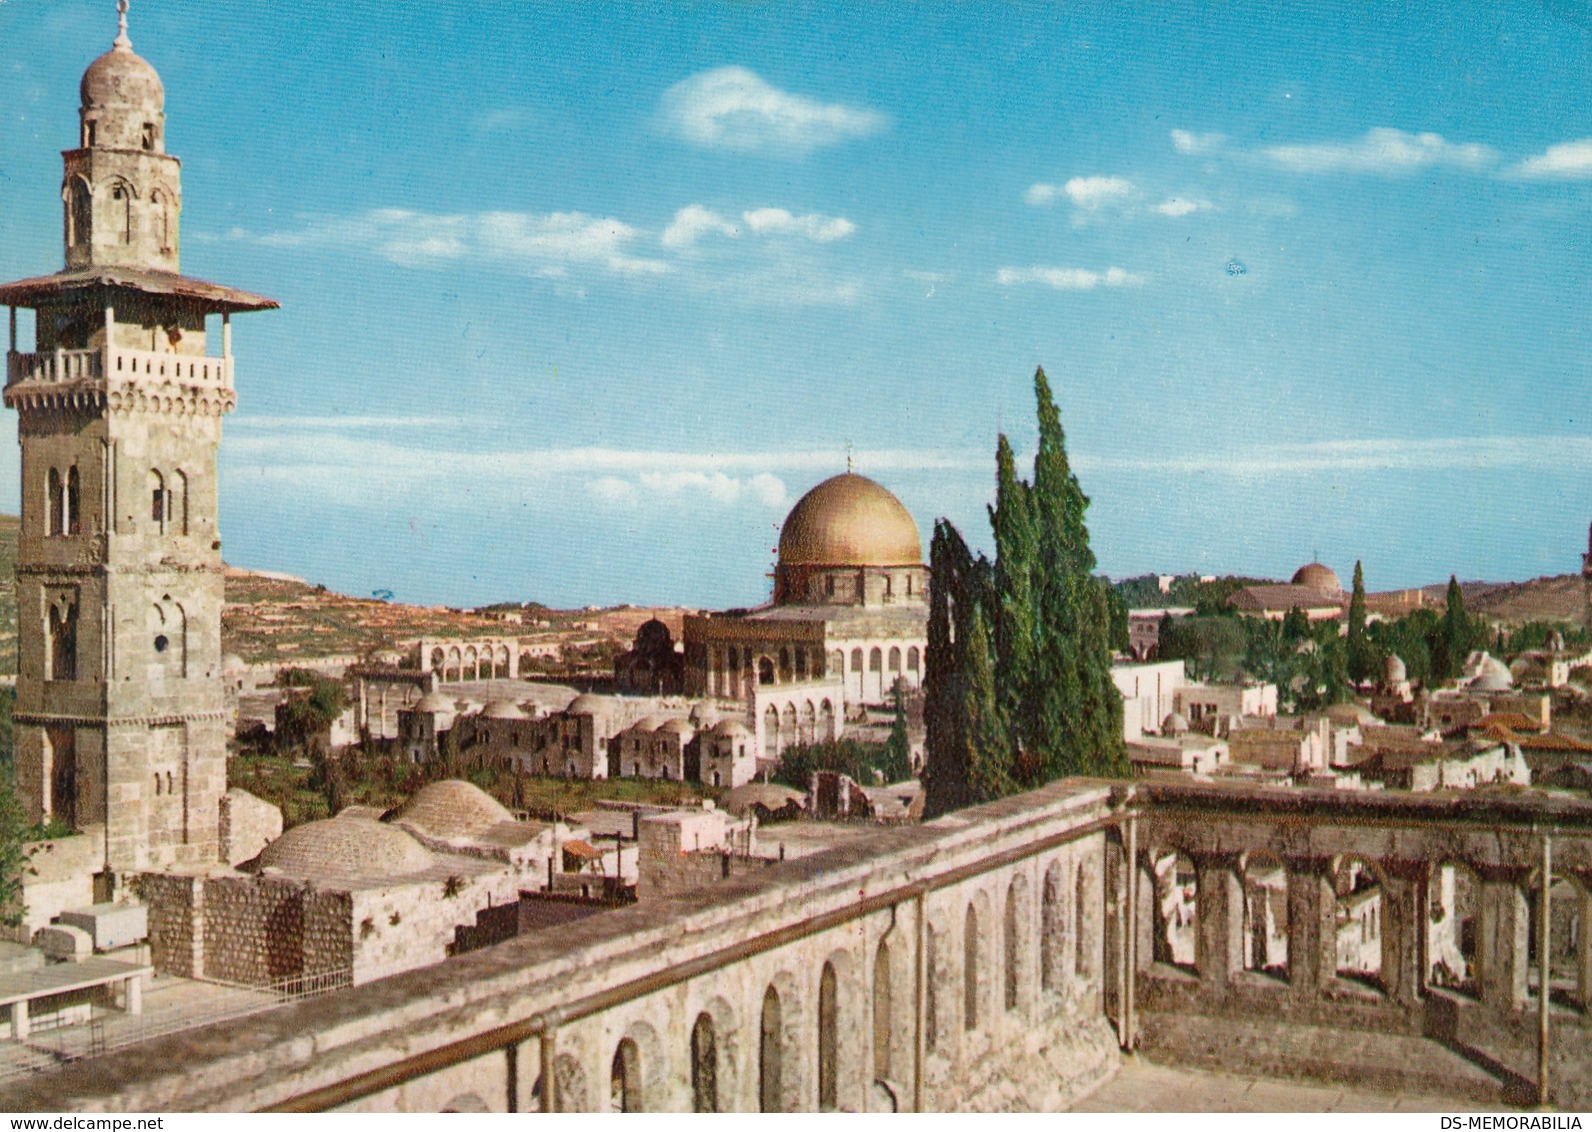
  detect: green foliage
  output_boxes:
[1280,606,1310,642]
[1157,614,1249,682]
[1110,573,1274,613]
[1433,576,1488,683]
[772,738,905,790]
[0,686,12,770]
[880,686,913,783]
[0,768,32,930]
[924,367,1126,816]
[1346,561,1372,686]
[1502,620,1590,654]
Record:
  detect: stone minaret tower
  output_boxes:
[0,2,275,871]
[1583,521,1592,637]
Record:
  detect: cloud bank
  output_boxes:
[659,66,887,154]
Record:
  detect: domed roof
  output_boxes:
[1162,711,1190,735]
[634,618,673,651]
[566,693,607,716]
[1290,563,1343,593]
[658,718,695,736]
[711,718,753,737]
[1469,654,1514,693]
[1325,702,1378,727]
[1384,654,1408,683]
[414,691,457,713]
[393,780,513,839]
[481,699,526,720]
[778,473,922,568]
[81,9,164,114]
[252,815,435,881]
[630,714,669,733]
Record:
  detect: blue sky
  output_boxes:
[4,1,1592,608]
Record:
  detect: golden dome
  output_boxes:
[778,473,922,568]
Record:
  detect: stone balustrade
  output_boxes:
[6,347,231,390]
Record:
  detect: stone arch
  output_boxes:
[818,699,835,741]
[781,703,797,749]
[107,176,136,244]
[1240,850,1289,979]
[149,468,167,533]
[763,704,780,759]
[758,972,803,1112]
[150,186,173,251]
[872,936,894,1084]
[817,947,863,1111]
[800,700,816,745]
[1041,858,1067,993]
[924,922,944,1055]
[1076,854,1100,981]
[464,645,479,680]
[171,469,187,534]
[689,994,740,1112]
[65,176,92,249]
[1333,855,1386,990]
[614,1019,664,1111]
[907,646,921,673]
[888,646,901,673]
[1151,849,1197,973]
[609,1038,641,1111]
[869,647,883,672]
[964,890,993,1032]
[440,1093,488,1113]
[430,647,444,671]
[829,650,844,677]
[758,655,776,686]
[1005,871,1032,1011]
[47,467,63,537]
[1527,868,1589,1010]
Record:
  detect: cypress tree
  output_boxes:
[1435,575,1478,683]
[923,520,973,817]
[989,433,1038,767]
[1028,367,1126,779]
[1346,560,1371,685]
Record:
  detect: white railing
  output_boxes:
[0,967,351,1082]
[6,348,231,389]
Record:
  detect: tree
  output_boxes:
[1346,560,1372,686]
[0,770,32,930]
[924,367,1127,814]
[879,683,913,784]
[1027,367,1126,781]
[1433,576,1484,683]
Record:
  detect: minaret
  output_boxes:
[1582,521,1592,636]
[0,2,276,871]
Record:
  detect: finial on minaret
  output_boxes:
[113,0,132,50]
[845,441,854,474]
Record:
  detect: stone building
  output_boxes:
[1227,562,1348,622]
[683,472,928,757]
[613,618,685,695]
[0,4,275,871]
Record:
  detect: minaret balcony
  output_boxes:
[6,346,233,402]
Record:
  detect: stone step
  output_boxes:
[1136,1011,1525,1107]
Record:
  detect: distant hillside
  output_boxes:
[1453,574,1584,626]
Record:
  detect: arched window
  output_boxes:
[609,1038,641,1112]
[1242,852,1289,979]
[964,902,980,1031]
[870,647,883,672]
[48,468,63,536]
[763,704,779,759]
[851,648,864,672]
[829,650,844,676]
[873,940,893,1082]
[818,961,839,1109]
[67,179,92,249]
[48,597,77,682]
[151,189,170,250]
[907,647,920,672]
[800,701,816,744]
[691,1012,718,1112]
[888,647,901,672]
[1334,857,1385,990]
[111,182,132,244]
[759,984,783,1113]
[149,469,167,533]
[781,703,797,748]
[66,467,80,535]
[1042,861,1066,992]
[758,656,775,686]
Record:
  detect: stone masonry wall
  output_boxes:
[137,871,202,978]
[200,876,352,987]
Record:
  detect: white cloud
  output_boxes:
[1171,129,1226,155]
[1264,128,1496,174]
[661,205,855,250]
[741,208,855,242]
[659,65,887,154]
[1076,437,1592,477]
[661,205,740,249]
[1153,196,1211,218]
[1509,138,1592,179]
[1025,176,1137,210]
[252,208,669,276]
[996,266,1143,290]
[587,476,640,507]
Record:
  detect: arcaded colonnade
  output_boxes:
[5,780,1591,1112]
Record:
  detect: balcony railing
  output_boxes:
[6,347,231,389]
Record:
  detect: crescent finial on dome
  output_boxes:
[114,0,132,51]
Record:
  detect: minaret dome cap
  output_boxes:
[80,1,164,114]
